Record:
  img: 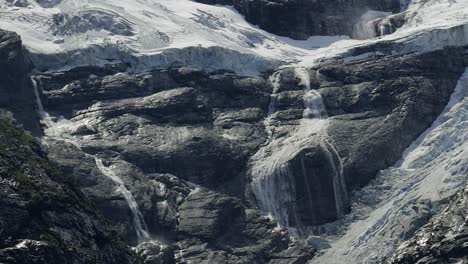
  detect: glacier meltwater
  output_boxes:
[32,77,150,244]
[250,68,347,234]
[312,68,468,263]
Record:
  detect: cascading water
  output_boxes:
[296,67,348,221]
[250,68,347,233]
[95,158,151,243]
[311,68,468,263]
[262,71,282,143]
[31,77,151,244]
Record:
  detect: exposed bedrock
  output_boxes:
[175,188,315,263]
[36,67,270,195]
[33,45,468,234]
[319,47,467,188]
[0,118,134,264]
[288,141,347,226]
[388,183,468,264]
[0,29,41,135]
[195,0,401,39]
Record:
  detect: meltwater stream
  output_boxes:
[32,77,150,244]
[250,68,347,233]
[311,68,468,263]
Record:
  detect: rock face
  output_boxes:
[0,117,134,264]
[1,2,468,262]
[0,29,40,135]
[195,0,401,39]
[36,66,270,196]
[176,188,315,263]
[321,47,467,188]
[388,183,468,264]
[32,45,467,235]
[248,46,467,231]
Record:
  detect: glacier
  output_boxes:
[311,68,468,263]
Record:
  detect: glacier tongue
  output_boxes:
[311,68,468,264]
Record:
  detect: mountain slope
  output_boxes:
[0,0,467,263]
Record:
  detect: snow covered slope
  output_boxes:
[297,0,468,67]
[1,0,467,75]
[311,69,468,263]
[0,0,315,74]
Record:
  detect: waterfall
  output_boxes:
[31,77,56,129]
[296,67,347,218]
[263,71,282,142]
[95,158,151,243]
[311,68,468,264]
[352,10,391,39]
[251,160,298,228]
[250,67,348,233]
[31,76,150,244]
[267,71,282,116]
[321,140,347,219]
[295,67,327,119]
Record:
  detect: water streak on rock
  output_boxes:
[32,77,150,244]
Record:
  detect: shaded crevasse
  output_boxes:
[250,68,348,233]
[31,77,151,244]
[311,68,468,264]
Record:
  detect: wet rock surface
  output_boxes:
[321,47,467,188]
[1,10,468,262]
[32,46,468,234]
[176,189,315,264]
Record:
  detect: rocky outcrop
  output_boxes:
[176,188,315,263]
[36,66,270,196]
[0,117,134,264]
[195,0,401,39]
[388,183,468,264]
[321,47,467,188]
[0,29,40,135]
[34,45,467,232]
[246,46,467,230]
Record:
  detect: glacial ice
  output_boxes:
[311,68,468,263]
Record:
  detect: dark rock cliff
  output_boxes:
[0,117,134,264]
[195,0,401,39]
[0,30,41,135]
[33,45,467,232]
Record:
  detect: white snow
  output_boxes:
[310,68,468,264]
[0,0,309,74]
[297,0,468,68]
[1,0,467,74]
